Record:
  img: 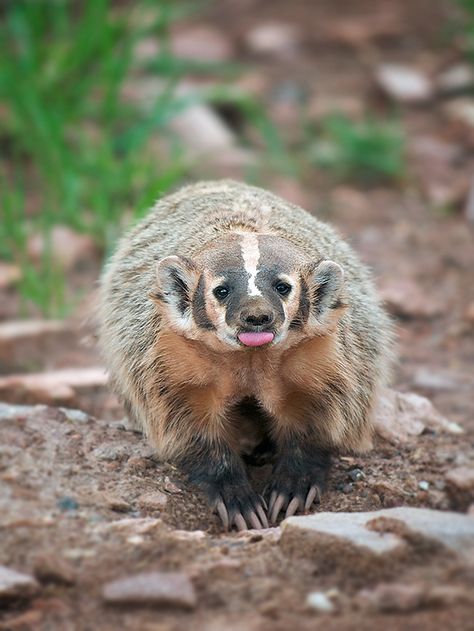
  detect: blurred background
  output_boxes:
[1,3,474,628]
[0,0,473,413]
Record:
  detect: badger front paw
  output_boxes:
[267,450,330,524]
[209,481,269,531]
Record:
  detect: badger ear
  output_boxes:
[153,255,199,321]
[305,259,345,319]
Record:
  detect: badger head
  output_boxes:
[152,233,346,352]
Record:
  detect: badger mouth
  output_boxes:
[237,330,275,347]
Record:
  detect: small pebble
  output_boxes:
[306,591,335,613]
[418,480,430,491]
[349,468,365,482]
[57,496,79,512]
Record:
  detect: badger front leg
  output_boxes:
[176,436,268,531]
[267,432,331,524]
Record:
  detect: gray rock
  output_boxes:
[281,507,474,559]
[282,511,405,557]
[306,591,336,613]
[102,571,196,609]
[437,64,474,95]
[0,566,39,601]
[375,64,433,104]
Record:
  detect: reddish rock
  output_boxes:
[374,388,463,446]
[445,467,474,511]
[0,367,107,407]
[0,319,78,373]
[102,571,196,609]
[379,278,443,319]
[375,64,433,104]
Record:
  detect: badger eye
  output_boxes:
[213,285,230,300]
[275,282,291,296]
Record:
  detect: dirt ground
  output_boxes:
[1,0,474,629]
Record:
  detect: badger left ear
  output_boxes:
[305,259,345,319]
[152,255,200,323]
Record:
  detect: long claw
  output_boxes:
[268,490,277,515]
[270,493,286,524]
[256,504,269,528]
[259,495,268,511]
[285,496,300,518]
[248,511,263,530]
[305,485,320,511]
[216,500,229,530]
[234,513,247,531]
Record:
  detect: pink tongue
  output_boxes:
[238,331,274,347]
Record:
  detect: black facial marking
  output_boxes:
[192,274,216,331]
[169,267,189,316]
[223,269,252,326]
[289,276,310,329]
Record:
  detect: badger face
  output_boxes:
[153,233,346,352]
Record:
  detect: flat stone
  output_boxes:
[374,388,463,445]
[282,511,405,557]
[281,507,474,561]
[375,64,433,104]
[0,320,75,373]
[95,517,164,535]
[0,566,39,601]
[102,571,196,609]
[0,367,107,407]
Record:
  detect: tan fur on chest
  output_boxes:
[154,328,345,430]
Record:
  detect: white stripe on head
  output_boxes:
[240,233,261,296]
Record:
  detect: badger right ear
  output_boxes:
[152,255,199,323]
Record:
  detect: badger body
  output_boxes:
[99,180,393,529]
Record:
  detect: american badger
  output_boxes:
[99,180,393,530]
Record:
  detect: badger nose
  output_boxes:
[240,309,275,329]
